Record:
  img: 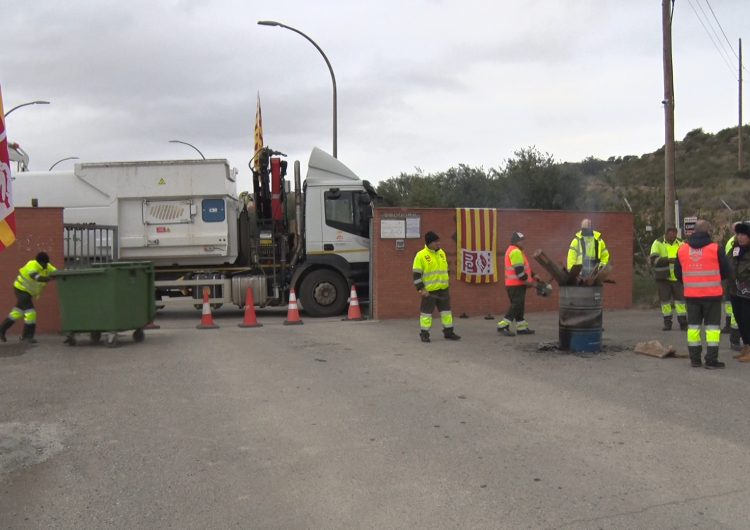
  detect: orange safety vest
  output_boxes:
[504,245,531,287]
[677,242,723,298]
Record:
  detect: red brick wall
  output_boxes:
[0,208,63,335]
[372,208,633,320]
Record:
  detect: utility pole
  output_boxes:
[662,0,676,229]
[739,38,744,172]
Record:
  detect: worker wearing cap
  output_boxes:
[649,226,687,331]
[0,252,57,344]
[567,219,610,278]
[497,232,537,336]
[413,231,461,343]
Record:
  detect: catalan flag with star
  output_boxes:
[456,208,498,283]
[0,85,16,252]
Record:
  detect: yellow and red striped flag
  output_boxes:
[456,208,498,283]
[0,85,16,252]
[253,92,263,172]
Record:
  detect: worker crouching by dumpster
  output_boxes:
[413,231,461,343]
[0,252,57,344]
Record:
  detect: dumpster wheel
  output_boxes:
[90,331,102,344]
[133,328,145,343]
[106,333,118,348]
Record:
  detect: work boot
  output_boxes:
[735,345,750,360]
[443,328,461,341]
[689,347,702,368]
[0,317,14,342]
[730,329,742,352]
[497,326,515,337]
[19,323,37,344]
[704,360,726,369]
[662,317,672,331]
[678,316,688,331]
[517,328,535,335]
[420,330,431,343]
[721,316,731,334]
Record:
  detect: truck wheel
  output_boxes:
[299,269,348,317]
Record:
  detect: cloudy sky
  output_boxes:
[2,0,748,191]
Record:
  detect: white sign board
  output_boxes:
[380,219,406,239]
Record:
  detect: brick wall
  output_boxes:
[372,208,633,320]
[0,208,63,335]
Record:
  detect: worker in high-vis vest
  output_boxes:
[497,232,537,336]
[412,231,461,343]
[567,219,610,278]
[0,252,57,344]
[649,226,687,331]
[675,220,731,369]
[723,224,741,351]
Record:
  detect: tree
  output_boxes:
[496,147,582,210]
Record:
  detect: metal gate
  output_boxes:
[63,224,118,268]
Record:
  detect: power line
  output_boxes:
[695,0,735,67]
[704,0,738,59]
[686,0,737,78]
[703,0,748,73]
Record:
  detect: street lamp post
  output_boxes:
[4,100,50,118]
[168,140,206,159]
[258,20,337,158]
[49,156,79,170]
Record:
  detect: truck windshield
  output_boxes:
[324,190,370,238]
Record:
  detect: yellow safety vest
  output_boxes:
[14,259,56,297]
[413,246,449,291]
[650,236,682,281]
[567,230,610,270]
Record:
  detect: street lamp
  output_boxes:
[168,140,206,159]
[4,100,50,118]
[49,156,79,170]
[258,20,338,158]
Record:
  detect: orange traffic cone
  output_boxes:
[196,287,219,329]
[344,284,365,321]
[283,288,304,325]
[238,287,262,328]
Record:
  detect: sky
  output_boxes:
[2,0,748,192]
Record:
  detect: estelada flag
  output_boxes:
[0,85,16,252]
[456,208,498,283]
[253,92,263,172]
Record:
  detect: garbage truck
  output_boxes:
[12,147,377,316]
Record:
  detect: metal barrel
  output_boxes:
[558,286,603,353]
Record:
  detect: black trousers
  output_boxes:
[504,286,527,321]
[686,299,722,363]
[730,296,750,345]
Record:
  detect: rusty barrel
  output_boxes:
[559,286,602,353]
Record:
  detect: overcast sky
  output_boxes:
[3,0,748,191]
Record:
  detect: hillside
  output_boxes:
[569,125,750,239]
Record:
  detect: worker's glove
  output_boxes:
[535,279,552,297]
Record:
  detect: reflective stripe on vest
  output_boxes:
[677,243,723,298]
[504,245,530,287]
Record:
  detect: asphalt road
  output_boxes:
[1,307,749,529]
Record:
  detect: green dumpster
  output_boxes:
[54,261,155,347]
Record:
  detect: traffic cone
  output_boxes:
[196,287,219,329]
[238,287,262,328]
[283,288,304,325]
[344,284,365,321]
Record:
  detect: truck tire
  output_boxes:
[299,269,348,317]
